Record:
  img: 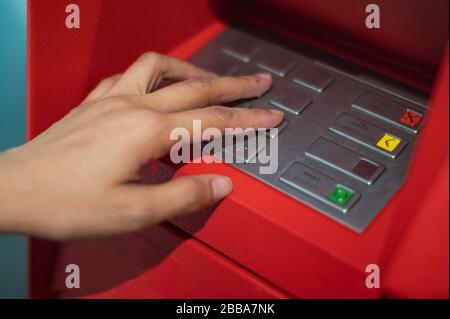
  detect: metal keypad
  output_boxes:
[352,91,425,134]
[188,27,429,232]
[270,87,312,115]
[219,134,266,164]
[292,66,335,93]
[222,40,260,62]
[266,119,288,139]
[280,162,360,213]
[201,54,240,76]
[329,113,408,159]
[305,137,384,185]
[255,51,296,77]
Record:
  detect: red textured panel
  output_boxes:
[384,52,449,298]
[48,224,287,298]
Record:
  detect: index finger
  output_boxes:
[137,73,273,112]
[149,106,284,158]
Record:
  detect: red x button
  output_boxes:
[400,110,423,127]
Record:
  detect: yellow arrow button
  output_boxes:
[376,134,401,152]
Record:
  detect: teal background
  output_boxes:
[0,0,28,298]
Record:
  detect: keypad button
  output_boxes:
[292,66,334,93]
[399,109,423,128]
[204,55,240,76]
[280,162,360,213]
[327,185,353,206]
[235,135,265,164]
[305,137,384,185]
[221,135,265,164]
[352,91,425,134]
[269,87,312,115]
[351,159,380,181]
[329,113,408,159]
[222,41,260,62]
[376,134,402,152]
[234,64,266,76]
[255,52,296,77]
[266,119,288,139]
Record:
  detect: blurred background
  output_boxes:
[0,0,28,298]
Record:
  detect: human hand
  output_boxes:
[0,52,283,240]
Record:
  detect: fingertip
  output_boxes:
[267,108,284,117]
[265,108,284,127]
[246,107,284,128]
[211,175,233,201]
[254,72,272,82]
[254,73,273,95]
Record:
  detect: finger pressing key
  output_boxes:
[147,106,284,158]
[137,73,273,112]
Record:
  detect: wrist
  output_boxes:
[0,147,30,234]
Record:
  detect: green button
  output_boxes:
[327,185,353,206]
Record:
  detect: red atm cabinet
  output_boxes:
[28,0,449,298]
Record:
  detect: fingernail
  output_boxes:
[211,176,233,200]
[254,72,272,81]
[268,108,284,116]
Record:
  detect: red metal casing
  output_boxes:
[28,0,448,298]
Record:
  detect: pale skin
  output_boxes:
[0,52,283,241]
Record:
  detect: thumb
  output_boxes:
[119,174,233,229]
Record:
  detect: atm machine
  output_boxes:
[28,0,448,298]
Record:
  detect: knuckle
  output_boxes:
[195,78,214,91]
[98,77,115,88]
[128,108,152,123]
[98,96,130,113]
[111,95,131,106]
[209,106,234,123]
[189,178,210,200]
[185,78,215,103]
[129,109,165,135]
[139,51,161,66]
[186,78,210,90]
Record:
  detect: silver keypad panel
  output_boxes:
[189,27,429,232]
